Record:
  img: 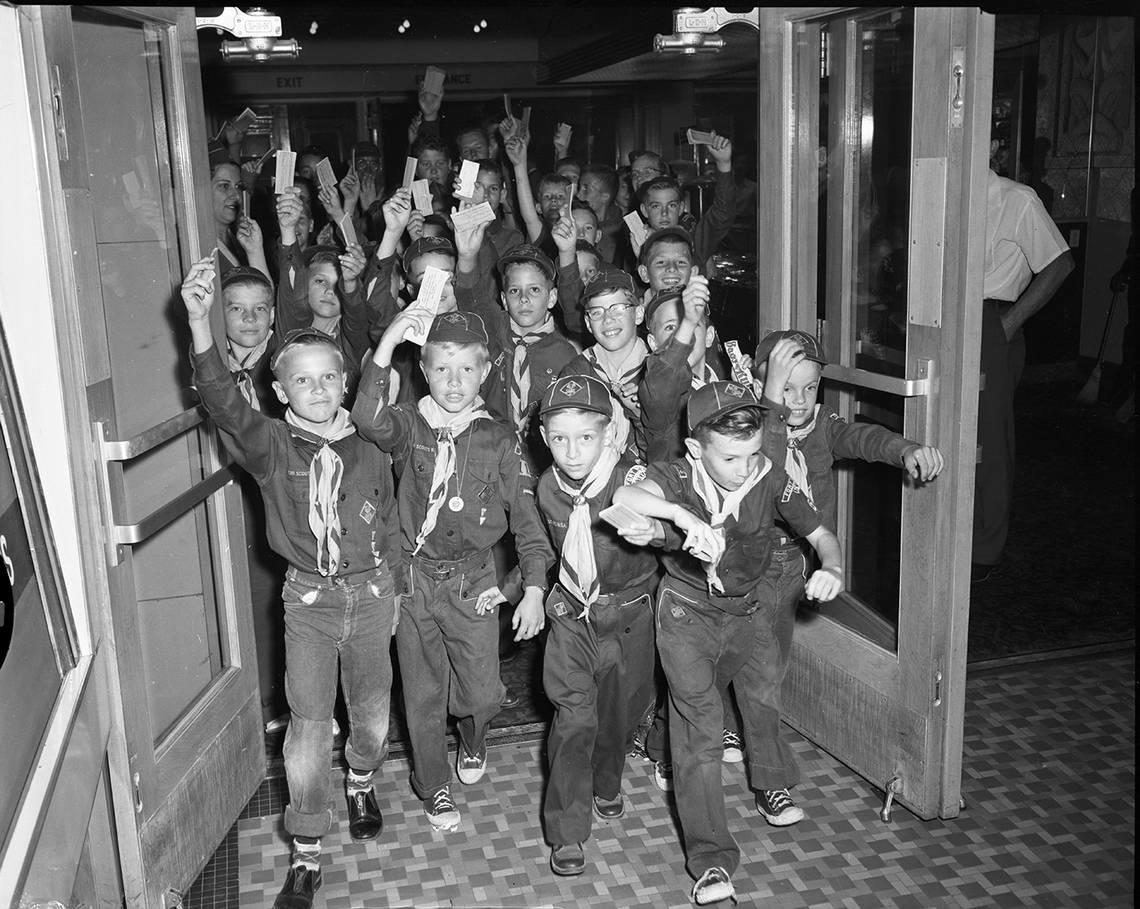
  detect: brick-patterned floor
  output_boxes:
[185,650,1134,908]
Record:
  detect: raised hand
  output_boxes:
[418,86,443,120]
[339,243,366,289]
[553,121,572,159]
[681,274,710,324]
[382,188,413,234]
[407,111,424,146]
[551,205,576,255]
[707,131,734,170]
[504,135,528,168]
[339,169,361,214]
[235,215,263,256]
[318,183,345,222]
[181,255,217,322]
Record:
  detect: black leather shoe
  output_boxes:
[346,788,383,841]
[501,686,522,709]
[593,793,625,820]
[550,842,586,876]
[273,865,321,909]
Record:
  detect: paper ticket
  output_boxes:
[315,157,337,192]
[624,211,648,246]
[233,106,258,132]
[503,92,512,116]
[403,265,450,345]
[422,65,446,95]
[412,179,433,216]
[686,128,716,145]
[241,188,250,220]
[449,202,496,233]
[599,503,647,533]
[274,150,296,193]
[724,340,752,385]
[339,213,357,248]
[455,159,479,199]
[402,156,418,189]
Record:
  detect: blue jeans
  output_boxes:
[655,576,773,879]
[281,563,397,838]
[396,551,505,798]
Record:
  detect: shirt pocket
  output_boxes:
[464,459,501,511]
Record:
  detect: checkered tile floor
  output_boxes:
[185,651,1134,908]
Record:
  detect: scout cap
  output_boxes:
[425,311,489,345]
[539,374,613,419]
[753,329,827,366]
[402,235,457,275]
[497,243,556,282]
[582,265,636,304]
[687,380,764,431]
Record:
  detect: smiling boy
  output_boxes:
[182,257,398,909]
[352,309,553,834]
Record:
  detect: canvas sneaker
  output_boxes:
[423,786,460,831]
[722,729,744,763]
[691,866,736,905]
[456,744,488,784]
[755,788,805,826]
[654,760,674,792]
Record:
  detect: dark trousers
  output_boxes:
[974,301,1026,565]
[396,551,505,798]
[740,544,807,789]
[542,583,655,846]
[655,576,783,879]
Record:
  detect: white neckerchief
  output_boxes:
[285,407,357,576]
[690,361,717,391]
[227,332,273,411]
[585,342,647,455]
[412,395,491,554]
[509,315,556,428]
[784,404,820,510]
[685,452,770,594]
[552,443,621,622]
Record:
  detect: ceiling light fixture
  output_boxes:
[653,6,759,55]
[194,6,301,62]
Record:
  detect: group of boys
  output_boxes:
[188,89,946,908]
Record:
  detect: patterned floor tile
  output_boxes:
[185,652,1135,909]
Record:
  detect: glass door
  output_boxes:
[758,6,994,820]
[37,6,264,902]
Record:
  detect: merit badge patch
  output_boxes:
[359,500,376,524]
[781,478,797,503]
[624,464,647,486]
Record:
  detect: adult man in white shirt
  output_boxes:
[974,168,1074,581]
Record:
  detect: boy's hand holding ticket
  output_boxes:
[403,266,450,344]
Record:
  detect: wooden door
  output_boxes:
[34,6,264,902]
[757,6,994,820]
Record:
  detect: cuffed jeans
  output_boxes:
[397,551,505,799]
[282,563,397,838]
[542,583,655,846]
[655,575,780,879]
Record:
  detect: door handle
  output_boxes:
[821,359,933,397]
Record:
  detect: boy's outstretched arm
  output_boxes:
[803,525,844,602]
[614,481,723,564]
[181,256,274,478]
[504,135,543,243]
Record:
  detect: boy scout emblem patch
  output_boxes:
[555,602,568,617]
[624,464,647,486]
[359,500,376,524]
[561,379,582,397]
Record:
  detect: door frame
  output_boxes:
[757,6,993,819]
[19,5,264,902]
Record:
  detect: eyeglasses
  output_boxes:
[584,301,634,322]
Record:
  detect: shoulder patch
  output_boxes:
[624,464,647,486]
[827,411,842,422]
[495,352,507,368]
[781,477,798,503]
